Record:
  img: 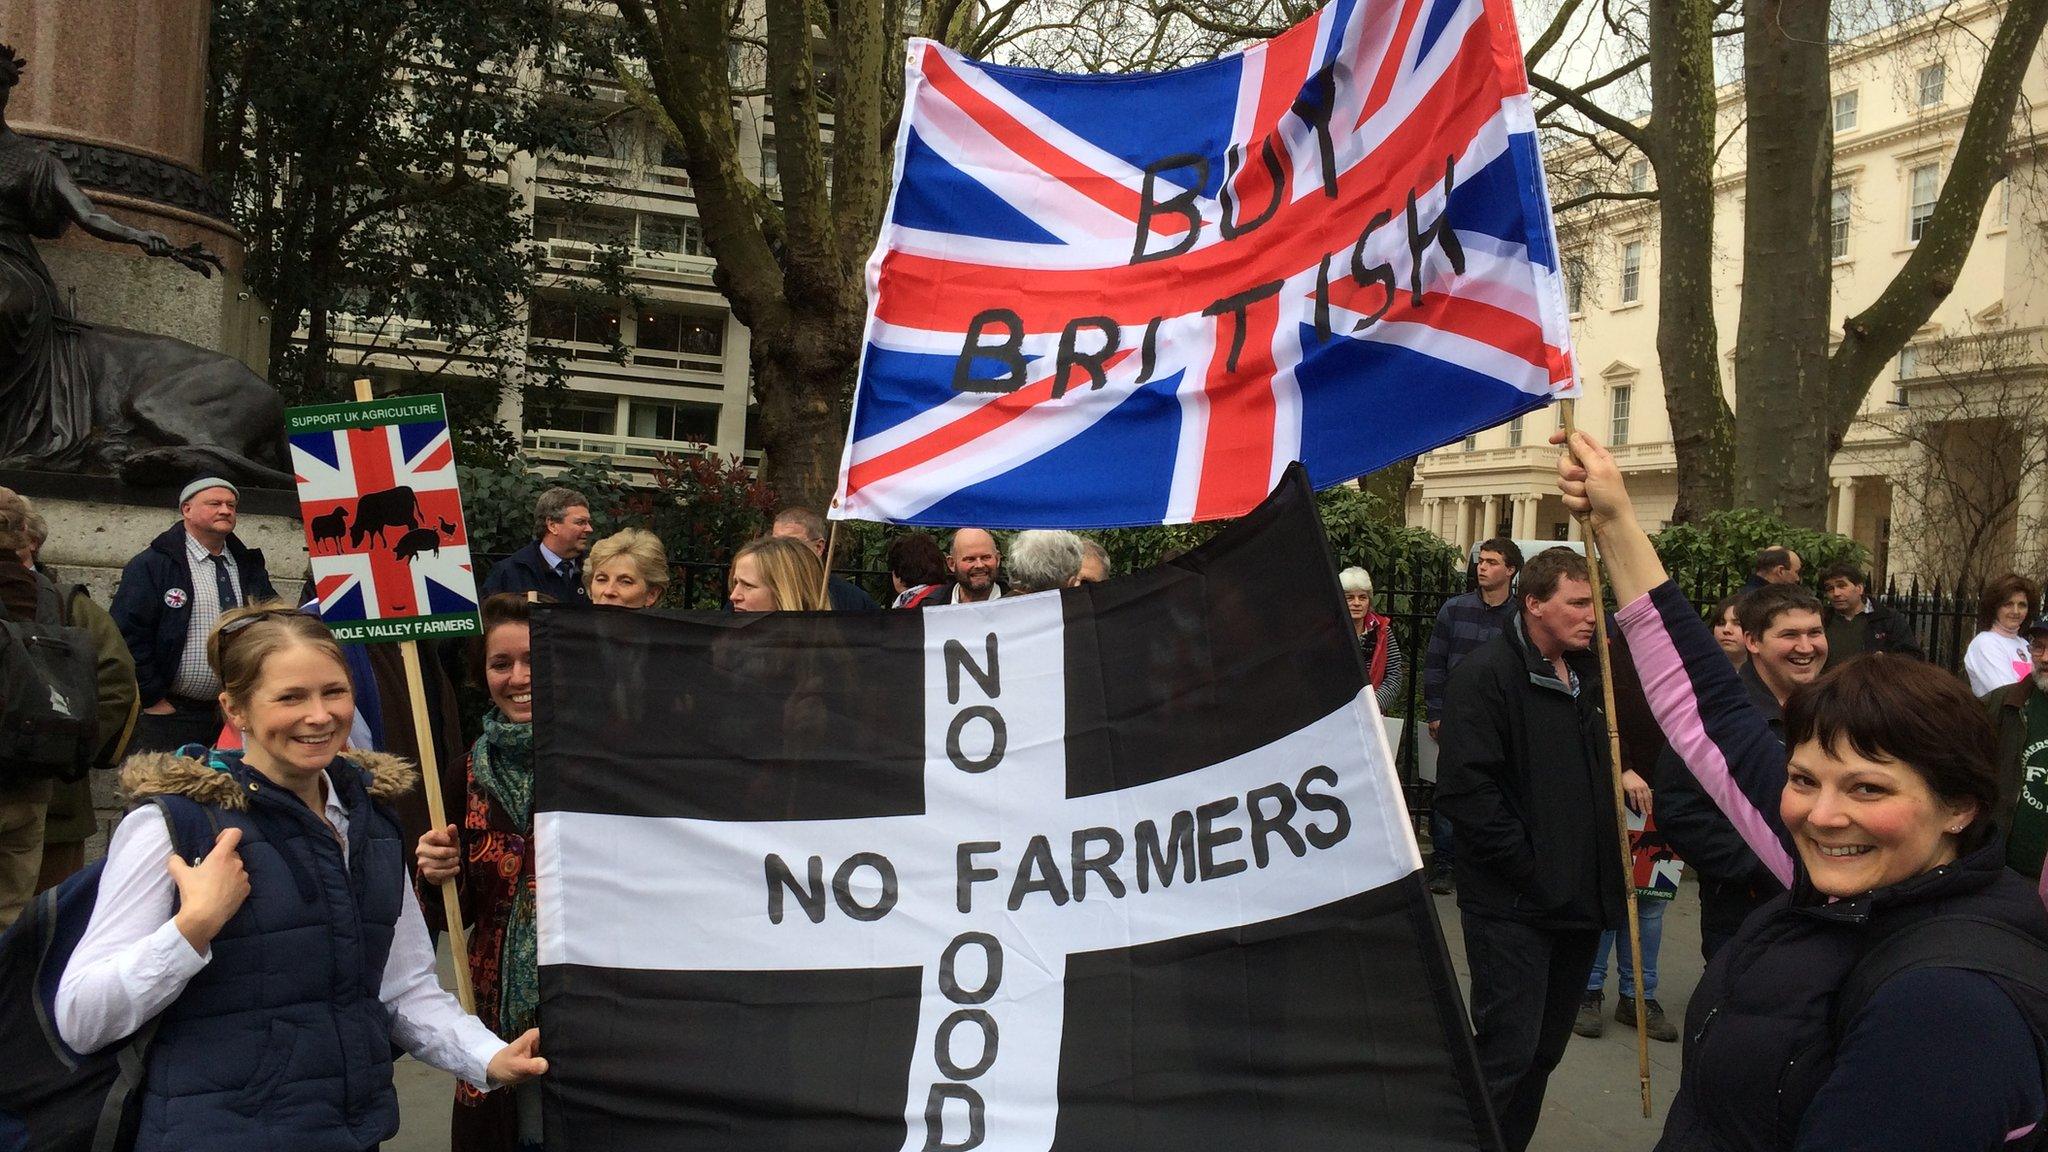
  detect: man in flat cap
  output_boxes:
[111,477,278,752]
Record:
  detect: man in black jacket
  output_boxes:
[110,478,277,753]
[480,486,594,603]
[1436,547,1623,1152]
[1817,561,1923,667]
[1653,582,1825,959]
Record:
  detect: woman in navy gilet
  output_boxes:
[1558,430,2048,1152]
[56,603,549,1151]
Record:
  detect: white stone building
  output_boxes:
[1410,1,2048,585]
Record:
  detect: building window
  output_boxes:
[1916,61,1946,108]
[535,395,616,435]
[1830,187,1852,260]
[628,399,721,446]
[639,215,707,258]
[535,207,632,249]
[528,297,619,346]
[1628,157,1650,193]
[1507,415,1524,448]
[1909,164,1939,243]
[1462,434,1478,452]
[634,307,724,364]
[1564,254,1586,314]
[1609,385,1633,446]
[1620,240,1643,304]
[1893,345,1919,406]
[1832,90,1859,133]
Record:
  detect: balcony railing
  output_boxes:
[541,238,715,279]
[523,427,715,461]
[521,427,761,470]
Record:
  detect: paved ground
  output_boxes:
[391,885,1702,1151]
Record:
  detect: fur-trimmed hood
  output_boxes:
[119,749,419,811]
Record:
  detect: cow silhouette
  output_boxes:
[350,486,424,548]
[392,527,441,563]
[310,507,349,553]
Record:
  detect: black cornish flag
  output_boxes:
[532,467,1500,1151]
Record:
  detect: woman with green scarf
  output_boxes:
[417,592,546,1152]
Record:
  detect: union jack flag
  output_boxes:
[288,402,480,639]
[832,0,1575,528]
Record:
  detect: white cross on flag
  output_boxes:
[534,469,1499,1150]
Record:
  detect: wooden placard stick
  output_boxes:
[1560,398,1651,1118]
[817,518,841,606]
[354,378,476,1013]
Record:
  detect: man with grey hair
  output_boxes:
[1077,537,1111,583]
[1005,530,1087,594]
[482,485,594,602]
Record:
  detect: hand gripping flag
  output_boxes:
[832,0,1575,529]
[534,465,1502,1151]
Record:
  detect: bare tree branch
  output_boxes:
[1530,71,1650,150]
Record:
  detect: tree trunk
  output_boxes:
[1648,0,1732,522]
[1731,1,1833,527]
[750,300,864,512]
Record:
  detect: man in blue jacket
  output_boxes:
[111,478,278,753]
[480,486,593,603]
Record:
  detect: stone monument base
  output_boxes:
[4,470,306,863]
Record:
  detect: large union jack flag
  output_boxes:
[831,0,1575,529]
[288,406,480,638]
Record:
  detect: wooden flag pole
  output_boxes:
[817,518,841,606]
[1561,398,1651,1117]
[354,378,475,1013]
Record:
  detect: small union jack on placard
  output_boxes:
[833,0,1576,529]
[286,394,481,644]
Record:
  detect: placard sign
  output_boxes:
[285,394,481,643]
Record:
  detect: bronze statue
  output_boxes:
[0,45,290,487]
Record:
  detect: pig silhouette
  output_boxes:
[392,527,441,563]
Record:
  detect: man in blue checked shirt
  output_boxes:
[1422,536,1523,894]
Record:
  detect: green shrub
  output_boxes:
[1651,508,1868,595]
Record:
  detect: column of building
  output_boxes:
[2018,427,2048,577]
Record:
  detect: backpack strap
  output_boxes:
[1836,913,2048,1038]
[147,794,223,869]
[86,796,226,1152]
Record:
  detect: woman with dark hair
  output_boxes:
[1557,430,2048,1152]
[886,532,951,609]
[1968,574,2041,696]
[1709,593,1747,668]
[416,593,551,1151]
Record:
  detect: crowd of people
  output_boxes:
[2,450,2046,1151]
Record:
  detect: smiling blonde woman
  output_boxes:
[56,603,546,1152]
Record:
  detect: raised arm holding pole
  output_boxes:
[1557,401,1652,1119]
